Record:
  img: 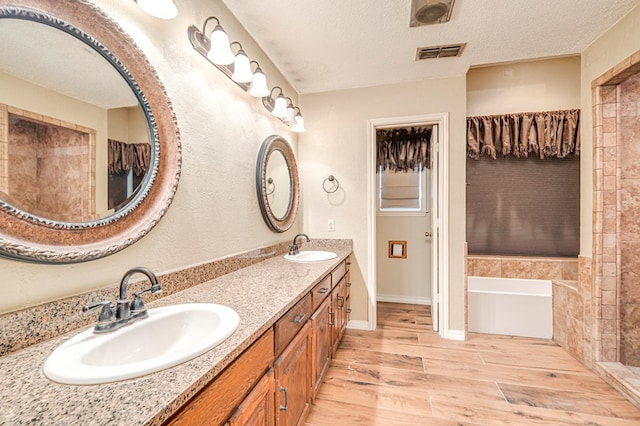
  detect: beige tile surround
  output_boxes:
[590,48,640,407]
[467,255,578,281]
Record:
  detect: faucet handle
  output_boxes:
[130,284,163,313]
[83,300,114,323]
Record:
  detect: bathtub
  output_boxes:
[468,276,552,339]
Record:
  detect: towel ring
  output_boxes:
[322,175,340,193]
[266,177,275,195]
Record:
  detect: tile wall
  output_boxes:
[590,49,640,406]
[466,255,578,281]
[1,104,95,222]
[618,72,640,366]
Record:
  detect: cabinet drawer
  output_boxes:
[274,293,312,355]
[167,328,274,426]
[311,274,331,311]
[330,260,347,287]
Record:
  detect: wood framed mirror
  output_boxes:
[0,0,181,263]
[256,135,299,233]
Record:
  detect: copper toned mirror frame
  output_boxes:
[0,0,181,263]
[256,135,299,233]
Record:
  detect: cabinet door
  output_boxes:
[167,329,274,426]
[310,296,332,399]
[337,275,349,340]
[275,322,311,426]
[331,278,347,354]
[228,369,275,426]
[330,283,339,355]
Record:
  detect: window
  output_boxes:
[377,165,428,214]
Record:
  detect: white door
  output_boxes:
[430,126,439,332]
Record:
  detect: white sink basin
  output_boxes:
[43,303,240,385]
[284,250,337,262]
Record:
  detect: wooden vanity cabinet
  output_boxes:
[166,329,274,426]
[311,257,351,394]
[275,322,311,426]
[167,255,350,426]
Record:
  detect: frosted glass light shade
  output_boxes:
[137,0,177,19]
[284,104,296,125]
[292,114,306,132]
[207,25,234,65]
[271,94,288,118]
[249,68,270,97]
[231,50,253,83]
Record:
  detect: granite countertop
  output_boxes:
[0,245,352,425]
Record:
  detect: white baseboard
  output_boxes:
[446,329,466,341]
[376,294,431,305]
[346,320,372,330]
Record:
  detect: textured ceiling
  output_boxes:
[222,0,640,94]
[0,19,137,109]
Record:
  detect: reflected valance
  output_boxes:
[107,139,150,176]
[467,109,580,159]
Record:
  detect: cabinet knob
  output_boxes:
[425,231,432,238]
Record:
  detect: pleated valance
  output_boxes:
[107,139,150,176]
[376,127,432,172]
[467,109,580,159]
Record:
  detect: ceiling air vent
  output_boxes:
[410,0,455,27]
[416,43,466,60]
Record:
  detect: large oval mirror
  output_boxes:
[256,135,299,232]
[0,1,181,263]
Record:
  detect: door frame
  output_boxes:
[366,113,449,338]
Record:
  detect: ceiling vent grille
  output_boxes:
[415,43,466,60]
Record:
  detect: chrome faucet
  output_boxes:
[288,233,310,256]
[83,267,162,333]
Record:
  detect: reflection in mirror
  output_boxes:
[0,18,151,222]
[0,1,181,263]
[256,135,299,233]
[265,149,292,220]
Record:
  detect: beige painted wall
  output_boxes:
[107,106,149,144]
[0,0,299,314]
[299,77,467,330]
[580,4,640,257]
[467,57,581,116]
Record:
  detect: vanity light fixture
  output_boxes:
[292,107,306,133]
[248,61,270,97]
[230,42,253,83]
[136,0,178,19]
[205,17,235,65]
[270,87,289,119]
[187,16,305,131]
[284,98,296,125]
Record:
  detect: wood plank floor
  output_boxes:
[305,302,640,425]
